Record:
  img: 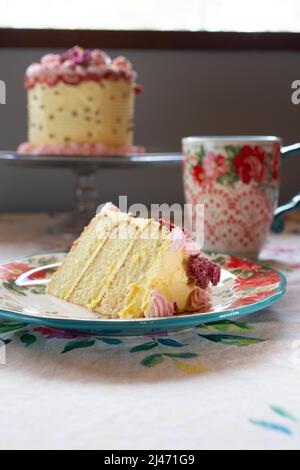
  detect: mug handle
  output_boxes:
[272,143,300,233]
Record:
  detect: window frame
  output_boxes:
[0,28,300,50]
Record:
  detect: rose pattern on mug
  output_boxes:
[183,139,281,257]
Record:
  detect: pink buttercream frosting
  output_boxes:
[101,202,120,212]
[17,142,145,156]
[145,290,175,318]
[189,287,212,310]
[25,46,139,90]
[187,256,221,290]
[170,226,200,256]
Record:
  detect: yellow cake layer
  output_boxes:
[28,79,135,147]
[68,218,148,311]
[47,209,194,319]
[46,212,114,298]
[96,222,170,318]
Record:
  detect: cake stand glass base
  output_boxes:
[49,165,99,237]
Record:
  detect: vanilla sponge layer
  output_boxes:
[28,79,135,147]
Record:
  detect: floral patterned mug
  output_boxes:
[182,136,300,257]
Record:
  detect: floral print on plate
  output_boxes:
[0,251,283,323]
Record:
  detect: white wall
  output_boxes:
[0,48,300,211]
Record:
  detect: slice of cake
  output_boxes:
[47,203,220,319]
[18,46,143,155]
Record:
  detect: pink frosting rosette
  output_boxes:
[189,287,212,310]
[91,49,110,66]
[145,290,175,318]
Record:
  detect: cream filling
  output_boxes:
[144,249,193,315]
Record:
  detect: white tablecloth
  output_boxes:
[0,212,300,450]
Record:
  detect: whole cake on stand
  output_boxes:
[18,46,143,155]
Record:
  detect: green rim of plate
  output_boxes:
[0,252,287,335]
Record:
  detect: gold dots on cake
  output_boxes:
[122,92,129,99]
[28,74,135,150]
[38,125,43,131]
[100,82,106,88]
[32,94,38,100]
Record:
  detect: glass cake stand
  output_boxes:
[0,151,182,236]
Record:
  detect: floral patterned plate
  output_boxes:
[0,252,286,336]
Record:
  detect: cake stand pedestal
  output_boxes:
[0,152,182,237]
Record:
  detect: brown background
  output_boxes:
[0,45,299,211]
